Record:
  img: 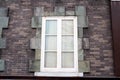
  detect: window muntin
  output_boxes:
[41,16,78,72]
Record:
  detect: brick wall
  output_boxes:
[0,0,114,76]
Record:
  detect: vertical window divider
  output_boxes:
[57,18,62,70]
[41,17,46,71]
[74,17,78,72]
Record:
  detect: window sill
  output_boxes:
[34,72,83,77]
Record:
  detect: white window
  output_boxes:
[35,16,83,77]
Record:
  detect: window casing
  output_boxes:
[40,16,78,73]
[35,16,84,76]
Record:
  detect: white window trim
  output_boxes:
[35,72,83,77]
[35,16,83,77]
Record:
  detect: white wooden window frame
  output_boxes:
[35,16,83,77]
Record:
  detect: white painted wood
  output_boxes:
[57,19,61,69]
[40,17,45,71]
[35,72,83,77]
[74,17,79,72]
[36,16,83,76]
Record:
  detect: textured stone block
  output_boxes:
[35,49,41,60]
[83,38,90,49]
[66,11,75,16]
[36,28,41,38]
[78,16,88,28]
[30,38,41,49]
[54,6,65,16]
[31,16,42,28]
[34,7,44,16]
[78,27,83,38]
[0,8,8,17]
[0,28,2,38]
[75,6,86,16]
[0,38,6,48]
[29,59,40,72]
[0,60,5,71]
[78,61,90,72]
[78,50,84,61]
[78,38,82,50]
[0,17,9,28]
[44,11,54,16]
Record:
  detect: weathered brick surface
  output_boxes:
[84,0,114,76]
[0,0,114,77]
[0,0,35,76]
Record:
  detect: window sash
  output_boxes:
[41,16,78,72]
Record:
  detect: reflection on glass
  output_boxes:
[45,36,57,50]
[45,52,57,68]
[62,36,74,51]
[62,52,74,68]
[46,20,57,34]
[62,20,74,34]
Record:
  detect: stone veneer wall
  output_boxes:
[0,0,114,76]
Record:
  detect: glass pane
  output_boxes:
[45,36,57,50]
[46,20,57,34]
[45,52,57,68]
[62,52,74,68]
[62,20,74,34]
[62,36,74,51]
